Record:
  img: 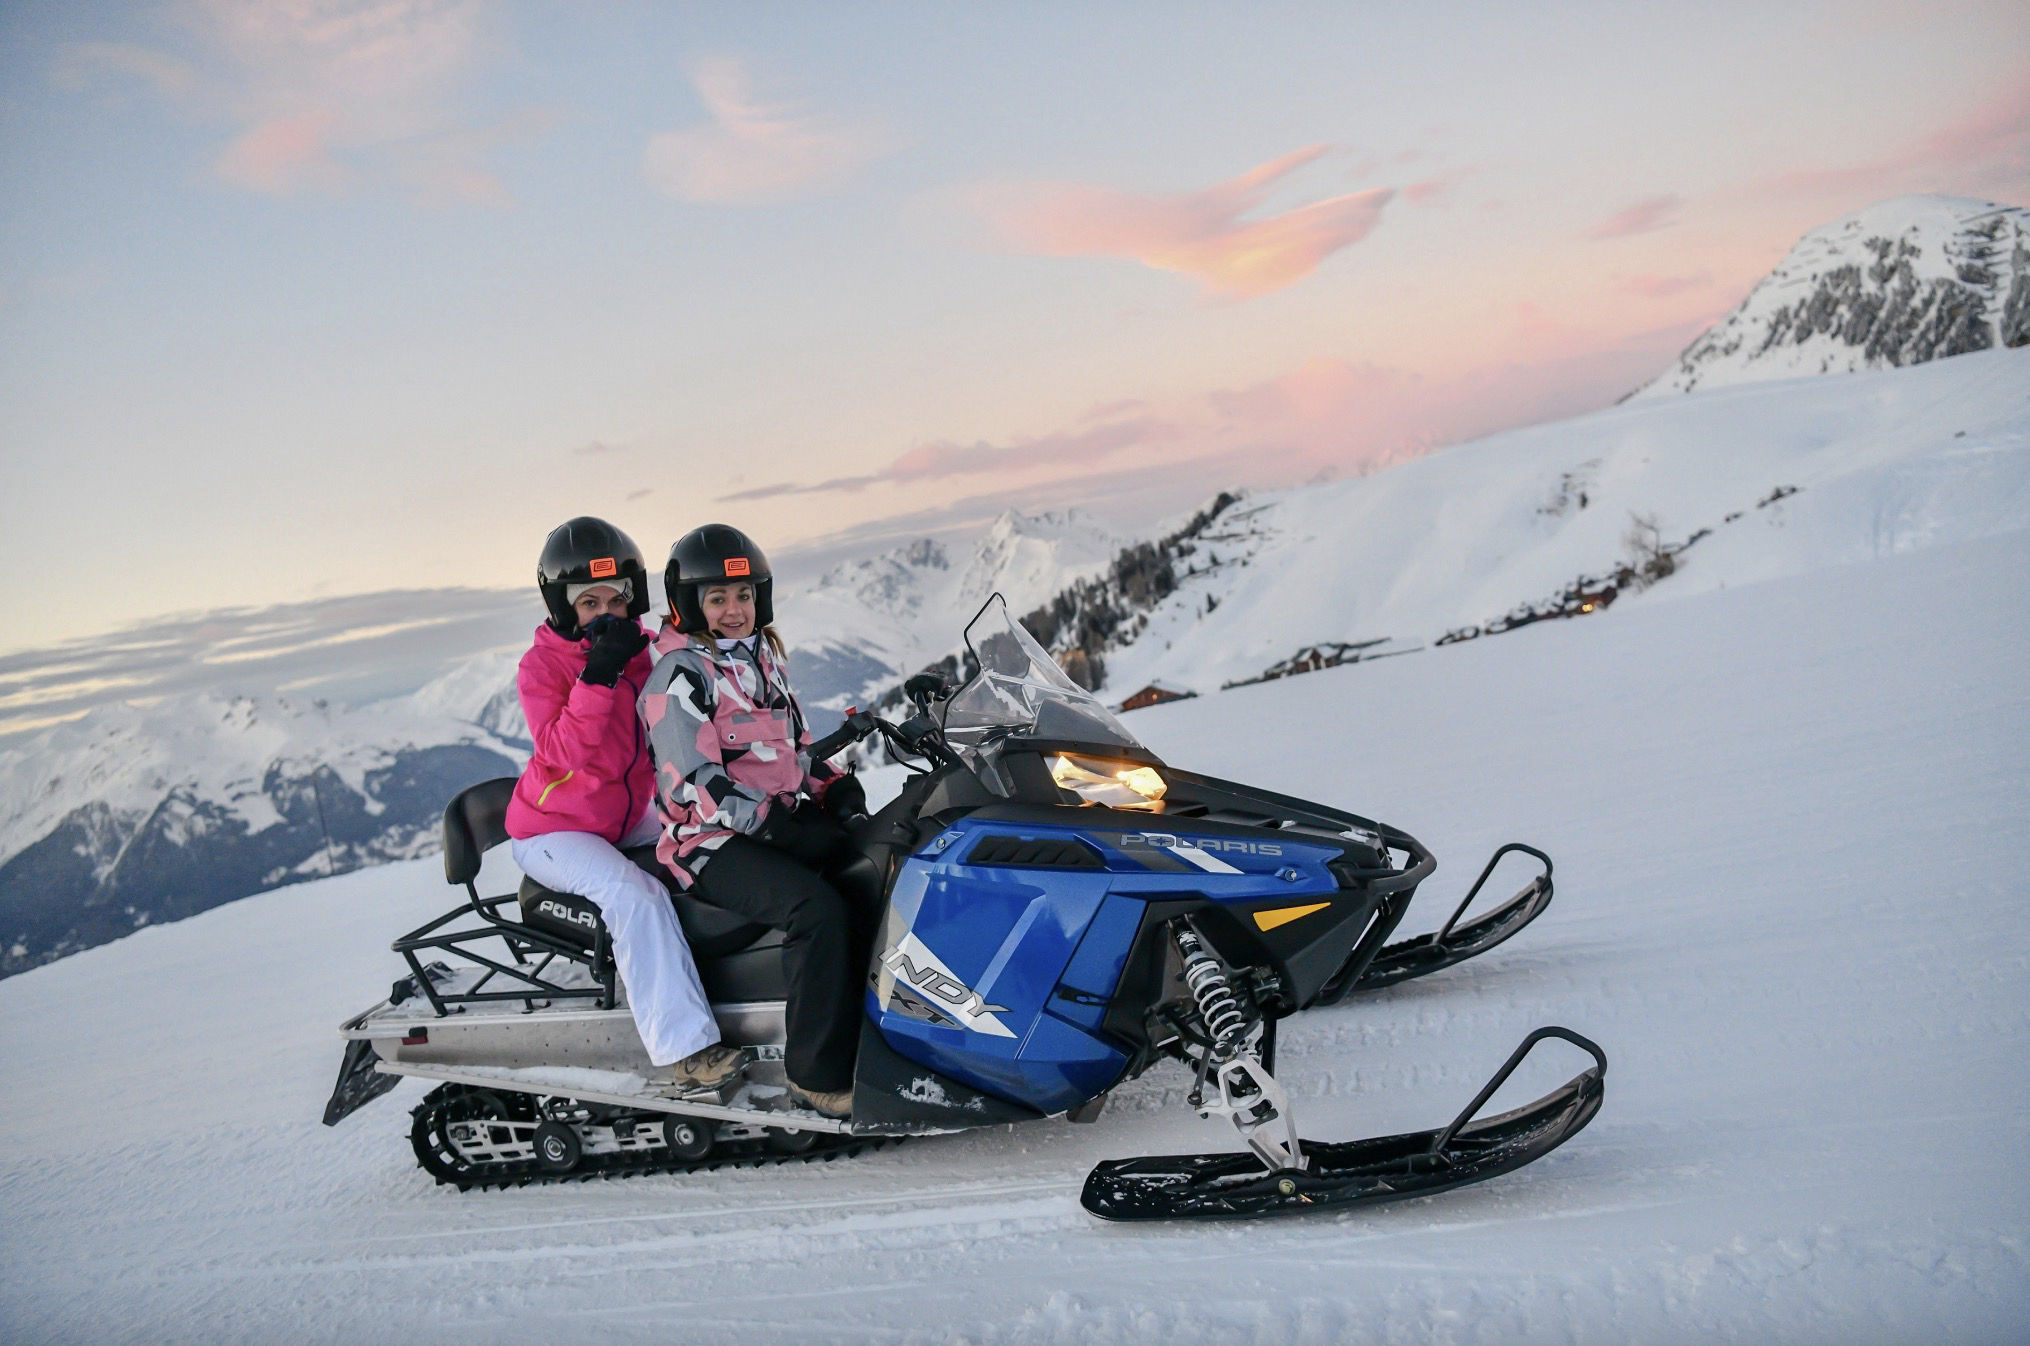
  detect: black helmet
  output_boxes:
[665,524,773,633]
[537,516,651,638]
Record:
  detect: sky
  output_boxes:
[2,0,2027,688]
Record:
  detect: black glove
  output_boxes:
[820,772,867,822]
[580,617,651,687]
[903,672,950,707]
[754,800,852,867]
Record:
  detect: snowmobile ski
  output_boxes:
[1351,844,1555,992]
[1080,1027,1605,1221]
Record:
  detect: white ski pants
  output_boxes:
[511,812,719,1066]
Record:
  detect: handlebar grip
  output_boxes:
[807,710,877,762]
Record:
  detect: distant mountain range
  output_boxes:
[5,193,2026,978]
[0,694,521,977]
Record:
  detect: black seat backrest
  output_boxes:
[517,848,776,960]
[443,777,518,885]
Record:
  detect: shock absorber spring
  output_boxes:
[1174,923,1251,1051]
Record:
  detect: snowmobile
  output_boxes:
[325,597,1605,1220]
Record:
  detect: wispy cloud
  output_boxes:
[1401,162,1484,207]
[52,0,531,205]
[1587,194,1684,239]
[0,587,533,741]
[50,41,200,100]
[720,416,1177,502]
[214,109,349,194]
[973,146,1394,299]
[643,56,893,205]
[1758,73,2030,202]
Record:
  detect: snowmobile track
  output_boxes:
[429,1134,900,1192]
[410,1082,901,1191]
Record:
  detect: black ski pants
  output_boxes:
[691,833,866,1093]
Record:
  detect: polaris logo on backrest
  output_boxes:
[536,899,598,930]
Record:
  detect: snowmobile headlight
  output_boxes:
[1050,754,1167,809]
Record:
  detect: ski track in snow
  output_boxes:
[3,530,2028,1344]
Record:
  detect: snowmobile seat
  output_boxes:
[440,777,786,1000]
[516,850,791,1004]
[515,849,770,958]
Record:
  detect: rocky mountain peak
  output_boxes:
[1632,194,2030,399]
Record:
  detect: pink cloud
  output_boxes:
[51,1,528,206]
[720,416,1177,502]
[1402,162,1484,207]
[977,146,1395,298]
[1403,178,1450,206]
[214,110,348,194]
[1621,271,1713,299]
[643,57,893,205]
[1760,73,2030,202]
[1587,194,1685,239]
[728,313,1713,526]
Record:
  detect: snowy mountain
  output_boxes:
[983,346,2029,701]
[4,523,2024,1342]
[0,691,521,977]
[1632,195,2029,399]
[776,507,1121,712]
[0,510,1115,978]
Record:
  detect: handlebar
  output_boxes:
[805,709,880,763]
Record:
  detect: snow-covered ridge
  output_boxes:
[775,507,1121,712]
[1633,194,2029,398]
[0,690,522,976]
[0,507,1119,977]
[1041,347,2029,699]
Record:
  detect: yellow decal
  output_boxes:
[1253,901,1331,932]
[535,770,576,806]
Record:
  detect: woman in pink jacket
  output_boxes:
[504,516,743,1094]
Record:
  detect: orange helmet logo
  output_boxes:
[724,557,751,576]
[588,557,618,578]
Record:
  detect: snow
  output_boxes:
[1098,346,2030,696]
[3,516,2024,1343]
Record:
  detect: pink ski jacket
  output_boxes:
[638,627,842,886]
[504,621,657,843]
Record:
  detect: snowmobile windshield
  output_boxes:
[940,596,1151,794]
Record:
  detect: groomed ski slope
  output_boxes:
[2,527,2026,1345]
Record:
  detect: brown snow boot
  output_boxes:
[654,1044,747,1097]
[788,1080,853,1119]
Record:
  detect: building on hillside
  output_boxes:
[1117,681,1197,713]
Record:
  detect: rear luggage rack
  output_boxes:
[390,889,617,1017]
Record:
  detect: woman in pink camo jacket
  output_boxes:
[639,524,869,1119]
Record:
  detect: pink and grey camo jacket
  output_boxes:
[637,627,842,886]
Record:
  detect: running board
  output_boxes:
[371,1060,858,1134]
[1080,1026,1606,1221]
[1353,843,1554,991]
